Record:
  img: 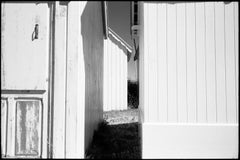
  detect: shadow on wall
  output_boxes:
[81,1,104,155]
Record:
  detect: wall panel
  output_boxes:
[103,29,130,111]
[141,2,238,124]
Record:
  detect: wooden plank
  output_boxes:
[234,2,238,122]
[157,3,168,122]
[116,44,120,110]
[205,2,217,123]
[124,53,128,110]
[108,40,112,111]
[196,2,207,123]
[186,3,197,123]
[225,2,236,123]
[7,97,15,157]
[148,3,158,122]
[1,99,8,156]
[103,39,107,111]
[113,42,117,110]
[144,3,150,122]
[106,39,111,111]
[52,2,67,157]
[139,2,145,122]
[167,3,178,122]
[215,2,227,123]
[65,2,81,157]
[176,3,187,123]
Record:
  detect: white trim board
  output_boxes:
[141,123,238,158]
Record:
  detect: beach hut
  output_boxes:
[1,1,108,158]
[103,27,132,111]
[132,1,238,158]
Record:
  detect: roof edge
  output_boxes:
[108,27,132,52]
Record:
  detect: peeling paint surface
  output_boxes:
[15,100,41,156]
[1,3,49,90]
[1,99,7,156]
[1,3,6,87]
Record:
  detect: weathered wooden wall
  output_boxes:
[103,29,129,111]
[139,1,238,158]
[1,1,104,158]
[52,1,104,158]
[1,2,50,158]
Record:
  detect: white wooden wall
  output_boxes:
[1,1,104,158]
[53,1,104,158]
[103,29,129,111]
[139,1,238,158]
[139,1,238,124]
[1,2,50,158]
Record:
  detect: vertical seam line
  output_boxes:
[157,4,160,122]
[204,2,208,123]
[64,4,68,158]
[214,2,218,123]
[176,4,179,122]
[166,3,169,122]
[224,4,228,123]
[147,3,150,122]
[233,2,237,123]
[185,3,188,123]
[195,3,198,123]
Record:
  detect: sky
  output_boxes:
[107,1,138,81]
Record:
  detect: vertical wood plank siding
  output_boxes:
[103,30,129,111]
[52,2,104,158]
[52,2,67,157]
[139,2,238,123]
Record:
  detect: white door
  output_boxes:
[1,2,52,158]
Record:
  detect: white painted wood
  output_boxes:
[148,3,158,122]
[140,1,238,157]
[205,2,217,123]
[52,2,67,158]
[234,2,238,122]
[2,1,105,158]
[65,2,86,157]
[139,2,144,123]
[1,99,7,156]
[140,2,238,123]
[103,29,129,111]
[186,3,197,123]
[144,3,150,122]
[196,2,207,123]
[79,2,104,157]
[53,2,105,158]
[167,3,178,122]
[225,2,237,123]
[156,3,168,123]
[1,3,49,90]
[7,97,15,157]
[176,3,187,123]
[142,123,238,158]
[1,3,50,158]
[215,2,227,123]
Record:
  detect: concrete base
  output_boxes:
[141,123,238,159]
